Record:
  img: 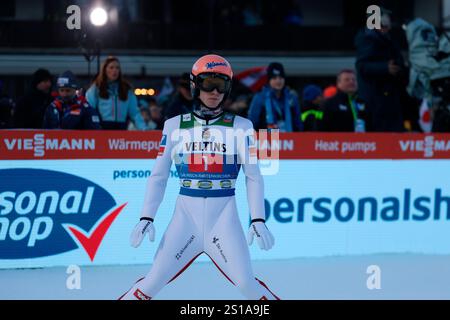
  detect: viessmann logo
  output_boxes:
[3,134,95,157]
[0,169,126,260]
[399,136,450,158]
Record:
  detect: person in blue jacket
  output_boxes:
[86,56,146,130]
[248,62,303,132]
[43,70,101,130]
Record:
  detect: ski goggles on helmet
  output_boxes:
[196,73,231,94]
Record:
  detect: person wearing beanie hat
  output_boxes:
[267,62,286,80]
[248,62,302,132]
[13,68,53,128]
[301,84,323,131]
[302,85,322,103]
[56,70,78,90]
[31,68,53,89]
[43,70,101,130]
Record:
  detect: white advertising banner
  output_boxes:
[1,158,449,269]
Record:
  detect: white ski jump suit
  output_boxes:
[120,111,279,300]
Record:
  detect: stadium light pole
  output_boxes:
[89,7,108,75]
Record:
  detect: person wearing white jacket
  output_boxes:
[119,54,279,300]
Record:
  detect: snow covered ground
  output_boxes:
[1,254,449,300]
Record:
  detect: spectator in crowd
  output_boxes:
[224,94,250,118]
[164,72,193,119]
[222,78,253,118]
[149,97,164,130]
[0,81,14,129]
[13,68,53,128]
[140,107,153,130]
[156,77,175,111]
[354,8,407,132]
[86,56,145,130]
[248,62,303,131]
[43,71,101,130]
[128,99,157,130]
[301,84,323,131]
[319,69,369,132]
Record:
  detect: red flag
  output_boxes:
[235,66,268,92]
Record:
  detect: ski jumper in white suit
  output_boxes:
[119,110,279,300]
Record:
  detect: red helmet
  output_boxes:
[191,54,233,79]
[190,54,233,103]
